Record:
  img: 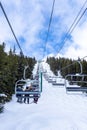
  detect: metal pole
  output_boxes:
[23,66,28,79]
[39,72,42,92]
[77,60,83,74]
[40,72,42,92]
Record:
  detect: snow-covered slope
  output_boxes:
[0,62,87,130]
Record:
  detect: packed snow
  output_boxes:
[0,62,87,130]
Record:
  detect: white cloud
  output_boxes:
[0,0,87,60]
[62,17,87,60]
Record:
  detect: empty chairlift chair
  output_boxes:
[65,73,87,93]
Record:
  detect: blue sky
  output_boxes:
[0,0,87,60]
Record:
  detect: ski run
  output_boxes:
[0,61,87,130]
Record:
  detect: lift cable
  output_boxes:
[0,2,23,55]
[56,0,87,54]
[43,0,55,58]
[68,8,87,35]
[0,2,32,73]
[65,0,87,36]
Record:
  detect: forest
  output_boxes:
[0,43,36,113]
[46,57,87,77]
[1,42,87,113]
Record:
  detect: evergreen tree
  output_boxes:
[0,43,36,113]
[47,57,87,78]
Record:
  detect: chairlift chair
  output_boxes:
[52,76,65,86]
[15,72,42,103]
[65,73,87,93]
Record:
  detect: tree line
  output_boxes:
[46,57,87,77]
[0,43,36,113]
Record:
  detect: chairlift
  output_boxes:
[47,76,55,83]
[65,59,87,93]
[15,71,43,103]
[52,76,65,86]
[46,74,65,86]
[65,73,87,93]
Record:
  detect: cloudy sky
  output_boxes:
[0,0,87,60]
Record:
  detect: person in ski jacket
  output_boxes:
[16,86,23,103]
[24,85,33,103]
